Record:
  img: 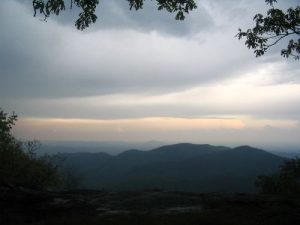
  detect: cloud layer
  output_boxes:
[1,0,300,144]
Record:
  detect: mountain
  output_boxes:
[39,140,166,155]
[61,143,286,192]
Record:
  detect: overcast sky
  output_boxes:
[1,0,300,146]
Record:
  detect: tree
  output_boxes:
[0,109,17,149]
[255,158,300,194]
[237,0,300,60]
[0,108,60,189]
[32,0,198,30]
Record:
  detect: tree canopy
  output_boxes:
[237,0,300,60]
[32,0,198,30]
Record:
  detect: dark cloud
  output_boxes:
[23,0,216,36]
[1,0,300,125]
[0,0,260,99]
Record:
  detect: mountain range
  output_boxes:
[60,143,286,192]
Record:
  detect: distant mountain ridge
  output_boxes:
[61,143,286,193]
[39,140,166,155]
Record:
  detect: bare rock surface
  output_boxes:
[1,186,300,225]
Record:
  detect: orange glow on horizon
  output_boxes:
[13,117,245,141]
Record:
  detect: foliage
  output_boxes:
[0,110,17,148]
[0,108,60,189]
[255,158,300,194]
[32,0,197,30]
[237,0,300,60]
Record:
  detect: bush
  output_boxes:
[256,158,300,194]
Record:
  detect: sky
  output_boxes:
[1,0,300,146]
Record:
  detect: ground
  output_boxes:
[1,186,300,225]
